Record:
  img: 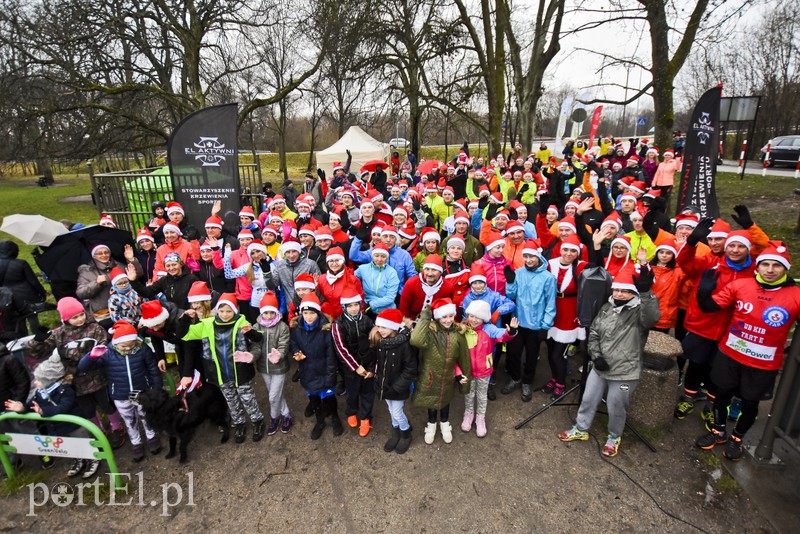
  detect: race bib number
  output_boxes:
[725,333,776,362]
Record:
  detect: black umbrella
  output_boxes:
[35,225,135,283]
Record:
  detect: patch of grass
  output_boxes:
[697,451,723,469]
[715,472,740,494]
[0,468,51,496]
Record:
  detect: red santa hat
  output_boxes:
[432,298,457,319]
[756,240,791,270]
[655,238,678,257]
[485,230,506,252]
[564,198,581,211]
[611,267,639,295]
[339,285,363,306]
[707,218,731,239]
[247,240,268,257]
[332,161,344,172]
[99,214,116,227]
[601,212,622,230]
[140,300,170,328]
[372,243,391,258]
[299,292,322,312]
[393,205,409,218]
[557,216,577,234]
[421,227,441,243]
[163,222,182,236]
[643,188,662,200]
[372,222,387,236]
[478,185,490,198]
[187,281,212,303]
[298,225,316,238]
[725,230,752,251]
[442,186,455,197]
[504,220,525,235]
[469,263,487,284]
[375,308,404,331]
[490,192,504,204]
[663,150,675,157]
[612,161,623,170]
[674,213,699,228]
[110,320,139,345]
[380,226,399,239]
[166,202,184,216]
[610,235,632,253]
[238,228,254,240]
[268,195,286,208]
[268,210,284,223]
[205,215,223,229]
[294,273,317,291]
[239,206,256,219]
[628,181,647,194]
[522,238,543,259]
[199,240,213,251]
[560,234,582,252]
[423,254,444,273]
[453,211,470,224]
[136,227,154,243]
[258,291,280,315]
[262,226,279,237]
[620,191,638,203]
[109,267,128,286]
[215,293,239,313]
[425,181,438,193]
[314,226,333,242]
[280,239,303,254]
[326,246,345,263]
[547,205,560,216]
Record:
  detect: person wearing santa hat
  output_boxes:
[146,200,168,246]
[650,238,687,334]
[332,286,376,437]
[559,265,659,457]
[197,238,234,294]
[107,266,143,324]
[285,273,319,323]
[78,320,163,462]
[413,227,442,272]
[504,239,557,402]
[130,251,199,311]
[442,211,484,265]
[410,299,472,445]
[318,247,363,320]
[350,224,417,294]
[165,201,201,242]
[354,244,400,316]
[399,254,455,322]
[269,239,321,315]
[694,241,800,461]
[134,227,158,282]
[77,244,143,328]
[152,219,200,282]
[371,307,418,453]
[99,214,116,228]
[440,235,471,308]
[473,229,513,299]
[674,207,770,424]
[181,293,266,443]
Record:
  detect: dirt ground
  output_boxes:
[3,353,778,533]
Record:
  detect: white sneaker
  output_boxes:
[440,421,453,444]
[82,459,101,479]
[424,422,437,444]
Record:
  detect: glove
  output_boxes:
[411,196,421,212]
[503,265,516,284]
[317,168,326,181]
[537,192,551,209]
[346,149,352,158]
[517,183,530,196]
[508,208,518,220]
[687,217,715,247]
[485,203,499,221]
[90,345,108,359]
[633,266,654,293]
[593,357,610,372]
[267,348,282,364]
[477,195,489,210]
[355,223,371,242]
[697,268,720,297]
[731,204,753,229]
[33,328,50,342]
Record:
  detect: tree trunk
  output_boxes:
[278,100,288,182]
[645,3,674,155]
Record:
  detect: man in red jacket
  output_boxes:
[398,255,454,322]
[694,241,800,461]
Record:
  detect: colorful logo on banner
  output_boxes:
[35,436,64,449]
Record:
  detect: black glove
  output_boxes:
[633,266,654,293]
[503,265,516,284]
[697,268,720,298]
[355,222,371,242]
[346,149,352,158]
[593,357,610,372]
[33,328,50,342]
[244,329,263,342]
[339,214,351,233]
[508,208,518,220]
[731,204,753,229]
[687,217,715,247]
[485,203,499,221]
[317,168,326,181]
[628,138,635,144]
[537,192,551,209]
[517,183,530,196]
[477,195,489,210]
[411,196,421,212]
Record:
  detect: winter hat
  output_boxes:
[239,206,255,219]
[601,212,622,231]
[393,205,409,218]
[110,320,139,345]
[547,205,560,216]
[268,195,286,208]
[375,308,404,331]
[610,235,632,253]
[560,234,582,252]
[326,246,345,263]
[339,285,363,306]
[655,238,678,257]
[298,225,316,239]
[268,211,284,223]
[91,244,110,257]
[494,209,510,221]
[453,211,470,224]
[315,226,333,242]
[431,298,457,319]
[140,300,170,328]
[447,236,465,250]
[34,353,66,387]
[423,254,443,273]
[478,185,490,198]
[756,240,791,270]
[262,226,279,237]
[522,239,543,260]
[628,210,643,221]
[663,150,675,157]
[187,281,212,302]
[504,220,525,235]
[628,181,647,194]
[372,243,391,258]
[706,218,731,239]
[238,228,254,240]
[380,226,399,239]
[373,223,387,237]
[164,252,182,265]
[299,292,322,313]
[57,297,85,322]
[421,227,440,243]
[485,230,506,252]
[611,267,639,295]
[99,214,116,227]
[280,239,303,255]
[294,273,317,291]
[166,202,184,216]
[612,162,623,170]
[643,188,661,200]
[109,267,128,286]
[620,191,638,203]
[162,222,182,236]
[725,230,752,251]
[675,213,699,229]
[469,263,487,284]
[247,240,268,257]
[465,300,491,323]
[205,215,223,229]
[215,293,239,314]
[136,227,154,243]
[490,192,505,204]
[259,291,280,315]
[557,216,577,234]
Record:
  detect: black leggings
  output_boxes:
[309,395,339,423]
[684,361,716,398]
[546,340,570,386]
[427,406,450,424]
[507,327,547,384]
[713,389,759,437]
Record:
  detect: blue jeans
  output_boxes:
[385,399,410,431]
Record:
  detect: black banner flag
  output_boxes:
[167,103,241,233]
[676,86,722,218]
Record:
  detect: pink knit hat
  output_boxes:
[57,297,85,322]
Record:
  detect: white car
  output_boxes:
[389,138,409,148]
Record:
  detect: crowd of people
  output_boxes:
[1,136,798,480]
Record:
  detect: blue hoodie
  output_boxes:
[505,260,557,331]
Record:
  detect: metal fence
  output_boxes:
[88,160,264,235]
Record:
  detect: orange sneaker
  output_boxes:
[359,419,371,437]
[347,415,359,428]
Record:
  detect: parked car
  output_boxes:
[760,135,800,167]
[389,138,409,148]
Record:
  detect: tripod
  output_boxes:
[514,344,657,453]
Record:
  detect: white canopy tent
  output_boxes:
[316,126,390,177]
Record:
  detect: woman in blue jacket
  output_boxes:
[354,245,400,316]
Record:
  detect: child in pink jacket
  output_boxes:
[459,300,517,437]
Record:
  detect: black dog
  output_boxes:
[138,384,229,463]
